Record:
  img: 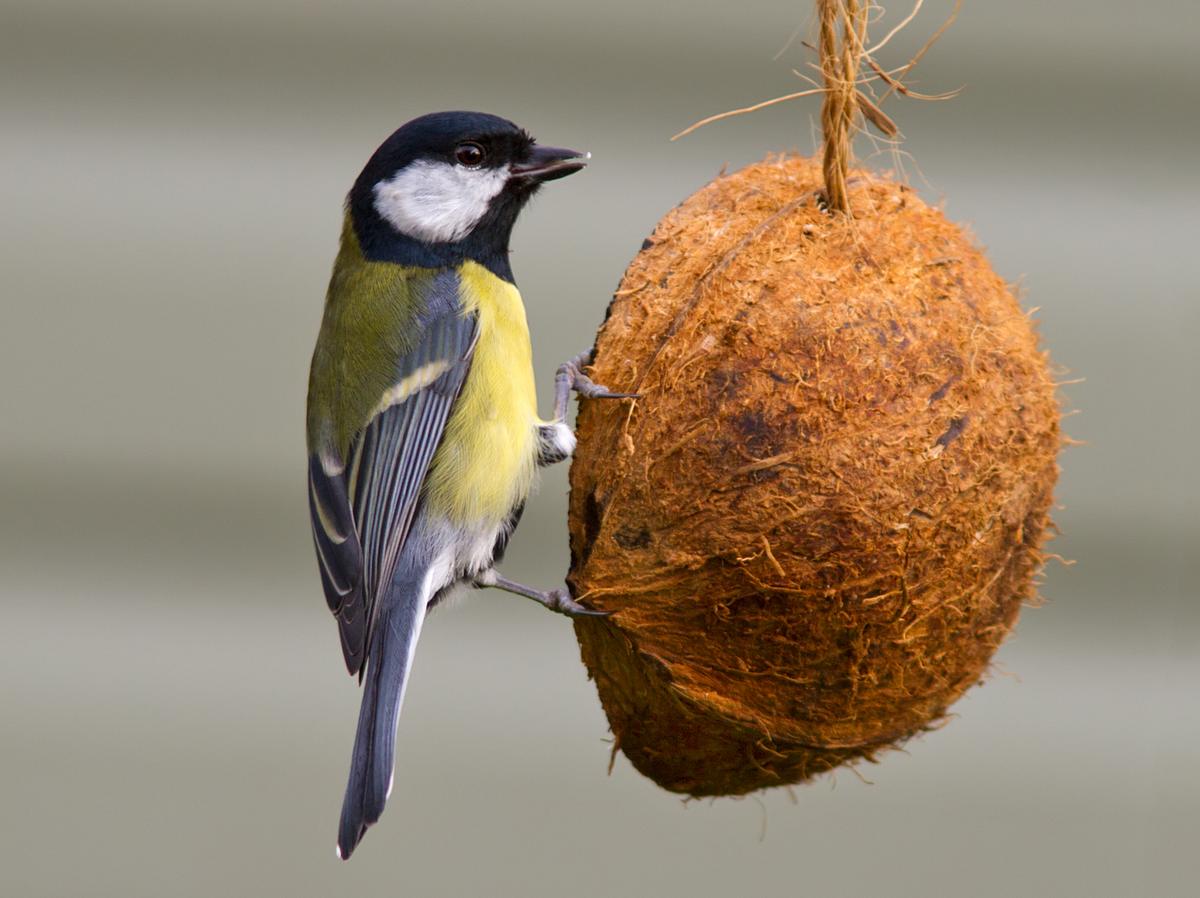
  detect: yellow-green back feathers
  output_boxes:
[307,217,437,457]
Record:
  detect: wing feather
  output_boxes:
[309,299,477,676]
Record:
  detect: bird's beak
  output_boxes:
[509,145,589,182]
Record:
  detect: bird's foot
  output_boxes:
[479,571,611,618]
[553,350,639,420]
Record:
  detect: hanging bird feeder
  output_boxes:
[566,0,1061,796]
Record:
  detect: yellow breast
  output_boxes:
[423,261,540,526]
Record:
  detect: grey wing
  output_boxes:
[308,309,477,676]
[308,450,367,670]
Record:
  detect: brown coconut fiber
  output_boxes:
[567,154,1060,797]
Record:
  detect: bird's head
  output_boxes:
[348,111,587,261]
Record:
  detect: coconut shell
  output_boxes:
[567,154,1060,797]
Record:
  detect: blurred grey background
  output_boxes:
[1,0,1196,895]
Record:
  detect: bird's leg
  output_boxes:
[474,570,610,618]
[539,350,638,466]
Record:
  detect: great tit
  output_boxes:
[307,111,629,859]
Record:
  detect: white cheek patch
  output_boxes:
[373,160,509,244]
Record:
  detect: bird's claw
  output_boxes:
[546,588,613,618]
[575,375,640,401]
[557,351,640,403]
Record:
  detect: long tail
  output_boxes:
[337,579,428,860]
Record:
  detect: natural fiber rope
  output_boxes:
[819,0,867,213]
[672,0,961,181]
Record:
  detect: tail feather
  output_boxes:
[337,586,428,860]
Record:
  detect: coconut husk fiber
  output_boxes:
[567,154,1060,797]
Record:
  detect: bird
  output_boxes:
[306,111,632,860]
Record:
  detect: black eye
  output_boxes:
[454,142,486,167]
